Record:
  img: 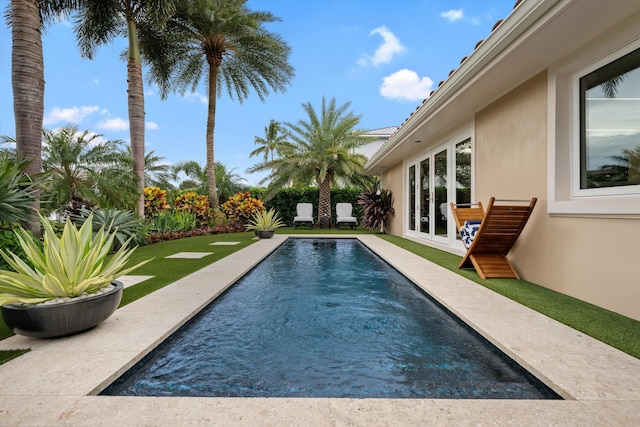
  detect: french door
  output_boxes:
[407,137,472,246]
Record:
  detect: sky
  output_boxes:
[0,0,517,187]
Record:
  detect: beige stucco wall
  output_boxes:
[381,163,404,236]
[475,72,640,321]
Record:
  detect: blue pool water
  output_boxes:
[102,238,560,399]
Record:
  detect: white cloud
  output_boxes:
[358,25,405,67]
[440,9,464,22]
[43,105,100,125]
[380,69,433,102]
[146,121,159,130]
[96,117,129,131]
[183,91,208,104]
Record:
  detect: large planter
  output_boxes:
[255,230,275,239]
[1,281,124,339]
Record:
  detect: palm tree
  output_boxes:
[215,162,246,203]
[173,160,246,203]
[250,120,292,162]
[40,125,138,216]
[248,96,372,227]
[8,0,79,234]
[147,0,294,210]
[124,147,175,191]
[73,0,178,218]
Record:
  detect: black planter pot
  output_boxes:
[255,230,275,239]
[1,281,124,339]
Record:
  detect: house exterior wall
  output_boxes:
[477,72,640,321]
[368,1,640,321]
[382,71,640,321]
[381,163,404,236]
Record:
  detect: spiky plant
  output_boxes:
[245,208,285,231]
[357,181,395,234]
[0,214,150,306]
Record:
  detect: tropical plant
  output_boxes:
[72,208,145,251]
[0,214,149,306]
[245,208,285,231]
[357,181,395,234]
[8,0,79,235]
[0,228,34,272]
[39,125,139,216]
[221,192,264,225]
[146,0,294,209]
[74,1,179,218]
[126,147,175,191]
[144,186,171,218]
[149,210,198,233]
[173,161,246,204]
[0,152,37,227]
[174,191,211,224]
[248,96,372,227]
[250,120,293,161]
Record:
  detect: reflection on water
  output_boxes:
[102,239,560,399]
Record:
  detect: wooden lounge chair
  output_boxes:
[450,197,537,279]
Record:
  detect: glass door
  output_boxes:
[408,165,416,231]
[419,158,430,234]
[406,132,472,245]
[434,148,448,239]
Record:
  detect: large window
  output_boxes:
[548,37,640,215]
[580,48,640,190]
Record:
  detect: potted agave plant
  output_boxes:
[245,208,285,239]
[0,214,149,338]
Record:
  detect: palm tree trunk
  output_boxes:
[318,176,332,227]
[126,18,145,218]
[12,0,43,236]
[206,63,219,210]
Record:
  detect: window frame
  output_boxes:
[574,46,640,197]
[548,36,640,216]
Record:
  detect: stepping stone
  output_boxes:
[117,275,154,288]
[209,241,240,246]
[165,252,213,259]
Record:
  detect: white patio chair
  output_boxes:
[335,203,358,229]
[293,203,314,228]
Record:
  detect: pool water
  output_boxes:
[102,238,560,399]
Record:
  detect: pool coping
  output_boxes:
[0,234,638,426]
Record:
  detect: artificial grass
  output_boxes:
[0,349,29,364]
[119,231,258,306]
[378,234,640,360]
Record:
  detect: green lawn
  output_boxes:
[1,228,638,364]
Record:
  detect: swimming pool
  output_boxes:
[102,238,560,399]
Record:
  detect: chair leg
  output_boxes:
[470,254,520,279]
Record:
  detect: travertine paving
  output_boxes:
[118,275,154,288]
[0,234,638,426]
[164,252,214,259]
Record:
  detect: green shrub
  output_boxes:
[0,153,37,227]
[260,187,362,225]
[0,227,36,272]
